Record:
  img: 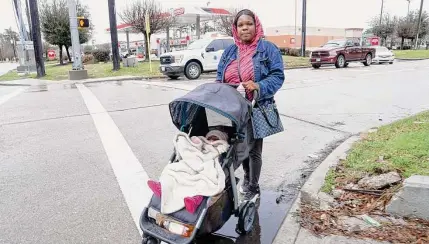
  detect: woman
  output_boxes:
[216,9,285,201]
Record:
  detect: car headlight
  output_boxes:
[173,55,183,63]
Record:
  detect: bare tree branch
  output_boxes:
[120,0,175,60]
[213,8,239,37]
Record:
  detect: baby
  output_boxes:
[147,129,229,214]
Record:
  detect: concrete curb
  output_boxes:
[396,57,429,61]
[285,66,311,70]
[272,135,361,244]
[300,135,360,207]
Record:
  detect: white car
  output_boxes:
[372,46,395,64]
[159,37,234,80]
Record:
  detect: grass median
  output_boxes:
[0,61,162,81]
[283,55,310,68]
[393,49,429,59]
[323,111,429,192]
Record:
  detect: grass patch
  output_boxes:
[321,168,336,193]
[283,55,310,68]
[393,49,429,59]
[0,61,162,81]
[325,111,429,189]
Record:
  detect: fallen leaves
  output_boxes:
[300,189,429,243]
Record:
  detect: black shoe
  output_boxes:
[242,185,260,202]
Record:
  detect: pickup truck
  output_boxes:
[310,39,375,69]
[159,37,234,80]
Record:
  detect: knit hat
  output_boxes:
[206,130,229,142]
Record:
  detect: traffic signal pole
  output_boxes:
[67,0,83,70]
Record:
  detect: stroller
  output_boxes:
[139,83,258,244]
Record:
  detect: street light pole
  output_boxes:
[415,0,424,49]
[379,0,384,24]
[28,0,45,77]
[301,0,307,56]
[407,0,411,15]
[294,0,297,48]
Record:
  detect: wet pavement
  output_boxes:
[1,60,429,243]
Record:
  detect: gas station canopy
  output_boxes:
[106,6,232,33]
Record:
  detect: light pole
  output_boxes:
[379,0,384,25]
[415,0,425,49]
[301,0,307,56]
[406,0,411,15]
[295,0,297,48]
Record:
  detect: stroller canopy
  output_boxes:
[169,83,251,135]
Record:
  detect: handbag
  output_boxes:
[237,52,284,139]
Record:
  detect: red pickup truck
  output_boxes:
[310,39,375,69]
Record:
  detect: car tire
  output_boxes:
[168,75,180,80]
[185,62,202,80]
[363,53,372,66]
[335,55,346,68]
[312,64,321,69]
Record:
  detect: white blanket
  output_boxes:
[159,132,228,214]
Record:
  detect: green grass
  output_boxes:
[0,61,162,81]
[393,50,429,59]
[283,55,310,68]
[322,111,429,192]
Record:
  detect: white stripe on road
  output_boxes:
[0,87,26,106]
[76,84,151,234]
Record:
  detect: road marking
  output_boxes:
[76,84,151,234]
[0,87,26,106]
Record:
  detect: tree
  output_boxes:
[4,28,18,59]
[397,11,429,49]
[40,0,92,64]
[214,8,238,37]
[120,0,175,61]
[368,14,396,46]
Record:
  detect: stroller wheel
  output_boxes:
[142,236,159,244]
[236,201,256,235]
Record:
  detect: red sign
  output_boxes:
[174,8,185,16]
[47,50,56,60]
[370,37,380,46]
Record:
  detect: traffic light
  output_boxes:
[77,17,89,28]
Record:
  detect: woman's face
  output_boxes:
[236,14,256,43]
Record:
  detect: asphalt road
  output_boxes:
[1,60,429,244]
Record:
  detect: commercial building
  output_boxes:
[265,26,364,50]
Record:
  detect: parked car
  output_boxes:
[372,46,395,64]
[159,37,234,80]
[310,39,376,69]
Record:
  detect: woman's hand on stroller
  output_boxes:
[242,81,259,92]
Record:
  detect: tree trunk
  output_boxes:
[144,33,151,62]
[400,37,405,50]
[59,45,64,65]
[65,45,71,62]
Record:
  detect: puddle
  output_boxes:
[195,190,293,244]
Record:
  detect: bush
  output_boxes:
[288,48,301,56]
[93,49,110,62]
[83,54,94,64]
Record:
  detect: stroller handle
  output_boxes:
[252,90,258,107]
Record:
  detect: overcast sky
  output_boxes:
[2,0,427,44]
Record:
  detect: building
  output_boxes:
[265,26,364,50]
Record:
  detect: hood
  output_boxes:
[160,50,189,57]
[232,11,264,51]
[313,46,344,52]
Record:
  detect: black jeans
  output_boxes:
[242,138,263,188]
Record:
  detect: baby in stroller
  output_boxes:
[146,129,230,214]
[139,83,257,244]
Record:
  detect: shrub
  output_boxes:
[288,48,301,57]
[93,49,110,62]
[83,54,94,64]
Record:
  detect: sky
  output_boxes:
[2,0,428,44]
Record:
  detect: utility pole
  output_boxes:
[294,0,297,48]
[415,0,425,49]
[407,0,411,16]
[379,0,384,25]
[67,0,83,70]
[108,0,120,71]
[301,0,307,57]
[25,0,32,40]
[28,0,45,77]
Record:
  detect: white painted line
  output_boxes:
[76,84,151,234]
[0,87,26,106]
